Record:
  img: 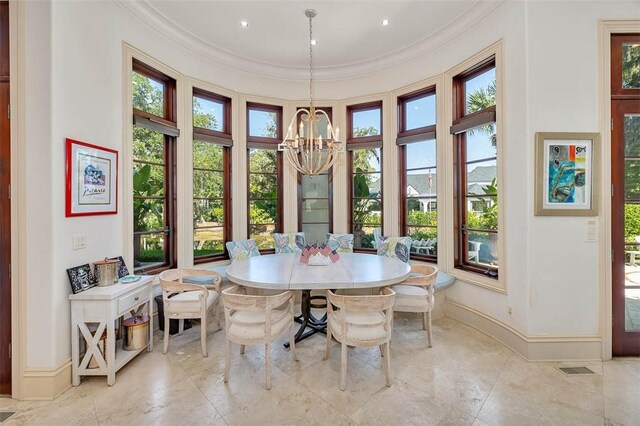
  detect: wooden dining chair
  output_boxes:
[392,264,438,347]
[324,287,396,391]
[221,285,298,390]
[158,268,222,357]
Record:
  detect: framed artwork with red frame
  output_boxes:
[65,138,118,217]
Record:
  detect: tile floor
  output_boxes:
[1,315,639,425]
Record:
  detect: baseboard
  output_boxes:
[21,360,72,400]
[445,298,602,361]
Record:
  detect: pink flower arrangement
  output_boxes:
[299,243,340,264]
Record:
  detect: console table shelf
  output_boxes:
[69,276,154,386]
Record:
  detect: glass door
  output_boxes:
[612,34,640,356]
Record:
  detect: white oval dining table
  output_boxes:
[226,253,411,344]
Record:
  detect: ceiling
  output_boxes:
[118,1,504,80]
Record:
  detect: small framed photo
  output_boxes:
[534,132,600,216]
[65,138,118,217]
[67,264,96,294]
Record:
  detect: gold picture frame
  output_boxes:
[534,132,600,216]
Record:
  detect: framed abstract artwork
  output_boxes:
[534,132,600,216]
[65,138,118,217]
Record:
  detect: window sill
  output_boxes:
[448,267,506,294]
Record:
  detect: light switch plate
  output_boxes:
[73,234,87,250]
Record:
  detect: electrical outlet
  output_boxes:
[73,234,87,250]
[507,305,514,318]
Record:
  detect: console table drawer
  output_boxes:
[118,287,149,315]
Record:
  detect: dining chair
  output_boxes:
[324,287,396,391]
[273,232,306,253]
[221,285,298,390]
[158,268,222,357]
[376,236,413,263]
[393,264,438,347]
[326,233,354,253]
[225,238,261,261]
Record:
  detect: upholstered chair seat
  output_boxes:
[222,285,298,390]
[324,287,396,391]
[392,264,438,347]
[158,268,222,357]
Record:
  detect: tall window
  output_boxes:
[192,88,232,263]
[298,107,333,243]
[247,102,283,251]
[398,88,437,261]
[347,101,383,251]
[132,59,178,273]
[452,58,499,277]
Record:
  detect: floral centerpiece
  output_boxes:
[299,243,340,265]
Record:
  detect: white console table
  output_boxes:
[69,276,154,386]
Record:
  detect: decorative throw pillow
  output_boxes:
[225,239,260,261]
[326,233,354,253]
[377,236,412,263]
[273,232,306,254]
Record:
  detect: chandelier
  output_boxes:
[278,9,343,176]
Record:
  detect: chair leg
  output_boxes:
[422,311,427,330]
[289,324,299,362]
[324,327,332,360]
[178,319,184,335]
[215,301,222,331]
[163,315,170,354]
[379,345,384,357]
[384,341,391,387]
[224,339,231,383]
[426,311,433,348]
[240,345,245,355]
[200,314,208,358]
[340,342,347,391]
[265,343,272,390]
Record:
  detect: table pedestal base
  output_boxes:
[285,290,327,347]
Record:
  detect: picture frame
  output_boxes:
[66,264,96,294]
[534,132,600,216]
[65,138,118,217]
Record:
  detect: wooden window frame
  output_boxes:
[193,88,233,264]
[132,60,177,274]
[452,57,498,278]
[398,87,437,262]
[347,101,384,252]
[611,33,640,99]
[347,101,383,145]
[296,107,334,237]
[247,102,283,254]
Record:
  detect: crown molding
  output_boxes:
[115,0,506,81]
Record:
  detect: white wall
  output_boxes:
[526,1,637,335]
[18,0,638,372]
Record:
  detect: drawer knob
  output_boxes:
[134,296,139,301]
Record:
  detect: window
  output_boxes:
[192,88,232,263]
[247,102,283,251]
[132,59,178,273]
[347,101,383,251]
[452,58,499,277]
[398,88,437,261]
[298,107,333,243]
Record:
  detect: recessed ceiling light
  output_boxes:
[310,39,317,46]
[382,19,390,26]
[240,20,249,28]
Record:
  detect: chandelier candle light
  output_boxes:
[278,9,344,176]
